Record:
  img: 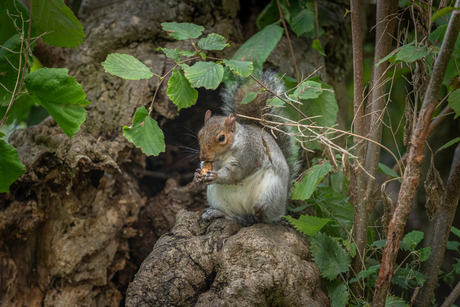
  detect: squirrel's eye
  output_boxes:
[219,135,225,142]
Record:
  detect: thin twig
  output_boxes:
[275,0,300,82]
[148,64,177,114]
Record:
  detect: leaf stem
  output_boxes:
[148,64,178,114]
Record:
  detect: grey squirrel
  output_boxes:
[194,71,299,225]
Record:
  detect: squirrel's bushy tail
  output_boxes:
[221,71,300,183]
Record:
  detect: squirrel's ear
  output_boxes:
[225,113,236,131]
[204,110,212,123]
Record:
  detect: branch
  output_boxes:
[441,278,460,307]
[372,1,460,305]
[348,0,366,295]
[350,0,398,296]
[414,143,460,307]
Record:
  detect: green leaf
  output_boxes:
[327,279,349,307]
[161,22,204,40]
[309,186,353,239]
[291,161,332,200]
[284,77,338,150]
[312,39,326,56]
[376,42,430,67]
[437,137,460,153]
[309,232,351,280]
[184,61,224,89]
[167,68,198,110]
[157,47,180,62]
[31,0,85,48]
[453,258,460,274]
[378,163,400,178]
[452,226,460,238]
[180,50,197,57]
[284,214,330,236]
[0,139,25,193]
[0,94,36,125]
[372,239,387,248]
[198,33,229,51]
[0,34,23,105]
[291,9,315,37]
[232,23,283,67]
[428,25,447,44]
[446,241,460,252]
[431,6,460,21]
[292,80,323,100]
[401,230,424,252]
[102,53,154,80]
[25,68,90,138]
[350,265,381,284]
[222,59,253,77]
[419,247,431,262]
[256,1,280,30]
[385,295,409,307]
[241,92,258,105]
[267,97,284,106]
[0,0,36,46]
[123,106,165,156]
[448,89,460,119]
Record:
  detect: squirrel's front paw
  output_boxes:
[194,169,205,185]
[202,170,218,185]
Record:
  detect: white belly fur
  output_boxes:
[206,167,284,218]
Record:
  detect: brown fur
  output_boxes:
[198,114,235,162]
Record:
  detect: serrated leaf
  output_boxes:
[232,23,283,67]
[284,214,330,236]
[378,163,400,179]
[241,92,258,105]
[184,61,224,89]
[447,241,460,252]
[376,42,430,67]
[310,232,351,280]
[419,247,431,262]
[327,279,349,307]
[198,33,229,51]
[25,68,90,138]
[452,226,460,238]
[180,50,197,57]
[0,34,23,105]
[123,106,165,156]
[437,137,460,153]
[291,161,332,200]
[372,240,387,248]
[291,9,315,37]
[0,139,25,193]
[312,39,326,56]
[453,258,460,274]
[292,80,323,100]
[350,265,381,284]
[385,295,409,307]
[431,6,460,21]
[161,22,204,40]
[309,186,353,239]
[222,59,253,77]
[102,53,154,80]
[448,89,460,119]
[31,0,85,48]
[157,47,180,62]
[401,230,424,252]
[167,68,198,110]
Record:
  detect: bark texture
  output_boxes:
[0,0,353,305]
[126,210,329,307]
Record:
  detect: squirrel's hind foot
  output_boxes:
[202,207,226,221]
